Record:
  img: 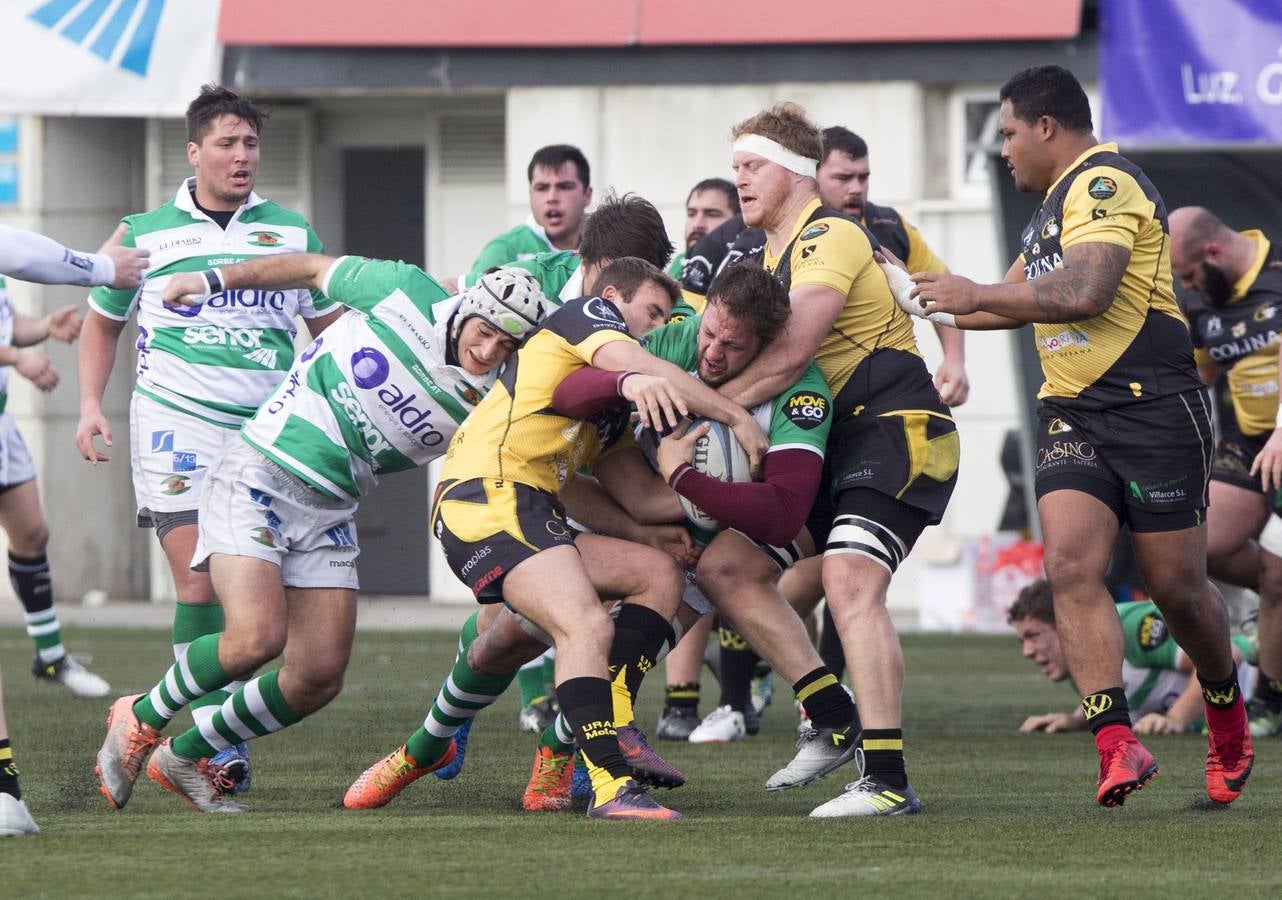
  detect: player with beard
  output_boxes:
[1171,208,1280,591]
[1176,209,1282,738]
[910,66,1252,808]
[668,178,739,281]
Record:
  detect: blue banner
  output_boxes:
[1100,0,1282,144]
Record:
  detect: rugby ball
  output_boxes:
[677,418,752,531]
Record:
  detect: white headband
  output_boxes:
[732,134,818,179]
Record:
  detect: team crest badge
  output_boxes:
[799,223,829,241]
[247,231,284,247]
[1087,176,1117,200]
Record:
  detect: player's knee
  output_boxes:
[648,547,685,597]
[821,554,890,618]
[172,569,217,604]
[1260,552,1282,609]
[561,602,614,655]
[1148,574,1213,621]
[5,528,48,558]
[222,621,286,669]
[302,667,346,707]
[696,541,770,595]
[1043,547,1105,594]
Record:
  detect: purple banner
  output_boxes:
[1100,0,1282,144]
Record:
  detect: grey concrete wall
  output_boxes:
[2,116,150,604]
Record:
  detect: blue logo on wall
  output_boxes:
[150,430,174,453]
[30,0,166,78]
[172,451,197,472]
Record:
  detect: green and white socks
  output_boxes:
[405,612,515,766]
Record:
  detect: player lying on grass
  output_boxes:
[1009,579,1256,736]
[348,258,766,820]
[94,258,548,813]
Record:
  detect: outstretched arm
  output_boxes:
[164,252,338,306]
[0,223,149,289]
[912,242,1129,326]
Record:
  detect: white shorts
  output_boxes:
[681,568,713,616]
[0,414,35,488]
[192,438,361,590]
[130,392,239,524]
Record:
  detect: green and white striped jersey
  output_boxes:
[0,277,12,414]
[461,248,583,303]
[88,179,338,427]
[241,256,494,501]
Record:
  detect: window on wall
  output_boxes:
[949,90,1002,200]
[438,113,504,185]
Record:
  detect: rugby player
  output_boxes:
[445,144,592,293]
[700,102,960,818]
[0,223,148,837]
[816,126,967,408]
[512,262,857,810]
[77,85,344,793]
[667,178,739,281]
[1209,215,1282,736]
[910,65,1253,807]
[0,278,110,698]
[653,176,740,737]
[1010,580,1255,737]
[1170,207,1279,588]
[467,190,676,734]
[678,128,970,412]
[93,258,547,813]
[410,258,767,820]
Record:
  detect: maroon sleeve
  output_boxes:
[668,447,822,546]
[550,366,636,418]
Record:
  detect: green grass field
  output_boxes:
[3,625,1279,899]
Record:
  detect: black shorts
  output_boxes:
[1035,390,1213,533]
[816,350,958,531]
[1210,418,1269,493]
[431,478,576,602]
[806,349,957,552]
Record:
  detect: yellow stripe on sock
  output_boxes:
[795,673,838,704]
[862,738,903,751]
[0,747,12,761]
[610,665,635,728]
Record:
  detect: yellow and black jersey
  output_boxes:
[763,198,920,397]
[862,200,948,275]
[439,296,637,494]
[1189,233,1282,436]
[1022,143,1202,409]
